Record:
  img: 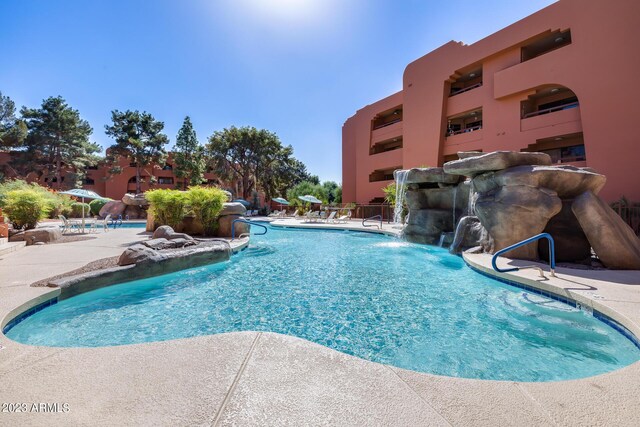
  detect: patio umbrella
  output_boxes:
[59,189,108,233]
[272,197,289,211]
[298,195,323,204]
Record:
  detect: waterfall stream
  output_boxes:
[394,170,408,224]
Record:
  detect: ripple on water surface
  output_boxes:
[5,226,639,381]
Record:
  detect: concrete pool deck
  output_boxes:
[1,224,640,426]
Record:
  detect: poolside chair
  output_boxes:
[324,211,337,223]
[58,215,80,234]
[268,210,280,217]
[335,211,351,224]
[293,209,304,220]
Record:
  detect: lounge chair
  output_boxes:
[268,210,280,217]
[305,211,320,222]
[324,211,337,223]
[335,211,351,224]
[59,215,80,233]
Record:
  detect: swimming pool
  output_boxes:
[5,226,639,381]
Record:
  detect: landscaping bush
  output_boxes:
[89,198,111,215]
[185,186,227,236]
[70,202,91,218]
[0,179,72,219]
[3,189,51,230]
[145,189,188,229]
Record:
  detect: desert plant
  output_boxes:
[89,198,111,216]
[185,186,227,236]
[3,189,51,229]
[145,189,188,229]
[70,202,91,218]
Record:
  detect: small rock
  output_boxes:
[152,225,175,240]
[118,244,157,266]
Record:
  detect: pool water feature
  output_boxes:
[5,226,639,381]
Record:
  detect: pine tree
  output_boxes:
[174,116,205,189]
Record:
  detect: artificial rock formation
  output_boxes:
[117,240,231,269]
[572,191,640,269]
[397,150,640,269]
[99,200,127,218]
[398,167,469,244]
[216,202,249,238]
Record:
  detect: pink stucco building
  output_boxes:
[342,0,640,204]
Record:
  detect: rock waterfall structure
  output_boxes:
[393,151,640,270]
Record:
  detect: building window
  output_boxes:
[158,177,174,185]
[521,30,571,62]
[84,177,95,185]
[162,164,173,171]
[129,162,137,167]
[372,106,402,130]
[86,165,98,170]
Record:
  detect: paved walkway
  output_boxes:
[1,226,640,426]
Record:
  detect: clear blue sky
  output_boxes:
[0,0,556,183]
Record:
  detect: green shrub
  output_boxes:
[89,198,111,216]
[145,189,188,229]
[70,202,91,218]
[185,186,227,236]
[3,189,51,230]
[0,179,72,219]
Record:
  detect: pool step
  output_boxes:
[0,241,26,257]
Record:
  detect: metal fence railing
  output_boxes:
[613,203,640,236]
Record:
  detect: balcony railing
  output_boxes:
[447,124,482,137]
[372,118,402,130]
[523,101,579,119]
[450,82,482,97]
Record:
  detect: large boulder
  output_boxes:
[403,209,453,245]
[219,202,247,216]
[475,185,562,260]
[405,184,470,213]
[444,151,552,177]
[472,165,606,198]
[123,204,146,219]
[122,193,149,206]
[24,227,62,245]
[118,241,231,269]
[540,200,591,263]
[99,200,127,218]
[403,167,463,185]
[456,151,483,160]
[572,191,640,269]
[216,215,249,238]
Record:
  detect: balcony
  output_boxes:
[446,109,483,144]
[369,166,400,183]
[372,106,402,131]
[370,136,403,155]
[522,132,586,165]
[520,87,581,132]
[521,30,571,63]
[449,67,483,97]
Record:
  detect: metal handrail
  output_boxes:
[450,82,482,96]
[362,215,383,229]
[231,219,267,240]
[491,233,556,278]
[109,215,123,228]
[523,101,579,118]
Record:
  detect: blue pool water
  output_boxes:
[110,221,146,228]
[5,226,639,381]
